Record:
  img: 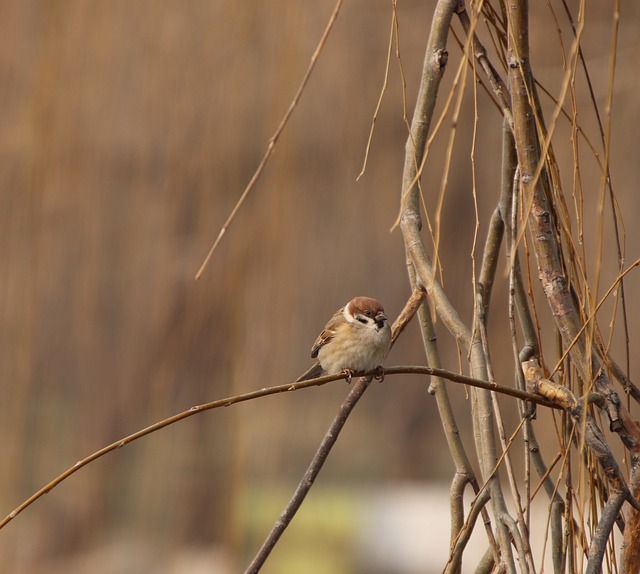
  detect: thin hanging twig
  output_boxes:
[195,0,344,279]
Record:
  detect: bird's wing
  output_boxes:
[310,306,344,358]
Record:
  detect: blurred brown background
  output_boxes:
[2,1,640,572]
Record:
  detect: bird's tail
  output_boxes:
[296,362,324,382]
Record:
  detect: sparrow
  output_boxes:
[296,296,392,382]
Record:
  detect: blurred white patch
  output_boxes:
[354,483,600,574]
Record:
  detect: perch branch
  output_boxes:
[0,364,558,532]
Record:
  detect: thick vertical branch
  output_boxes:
[400,0,459,224]
[505,0,640,428]
[400,6,485,570]
[506,3,640,570]
[506,2,588,370]
[622,455,640,574]
[501,115,565,573]
[399,1,520,570]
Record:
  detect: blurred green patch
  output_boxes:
[239,484,360,574]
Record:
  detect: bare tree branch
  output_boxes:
[446,488,492,574]
[456,2,513,130]
[244,375,373,574]
[523,358,640,514]
[506,1,640,568]
[586,490,627,574]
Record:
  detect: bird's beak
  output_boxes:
[375,313,388,329]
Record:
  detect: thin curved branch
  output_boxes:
[410,263,499,573]
[195,0,343,279]
[0,361,560,532]
[456,2,513,130]
[500,513,531,574]
[394,9,499,565]
[501,116,564,573]
[476,222,536,573]
[586,490,627,574]
[397,2,526,568]
[446,488,492,574]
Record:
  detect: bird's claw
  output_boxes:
[341,368,355,383]
[373,366,385,382]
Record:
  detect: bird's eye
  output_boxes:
[364,310,373,317]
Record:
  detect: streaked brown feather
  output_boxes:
[310,306,344,358]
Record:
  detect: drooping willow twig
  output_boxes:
[195,0,344,279]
